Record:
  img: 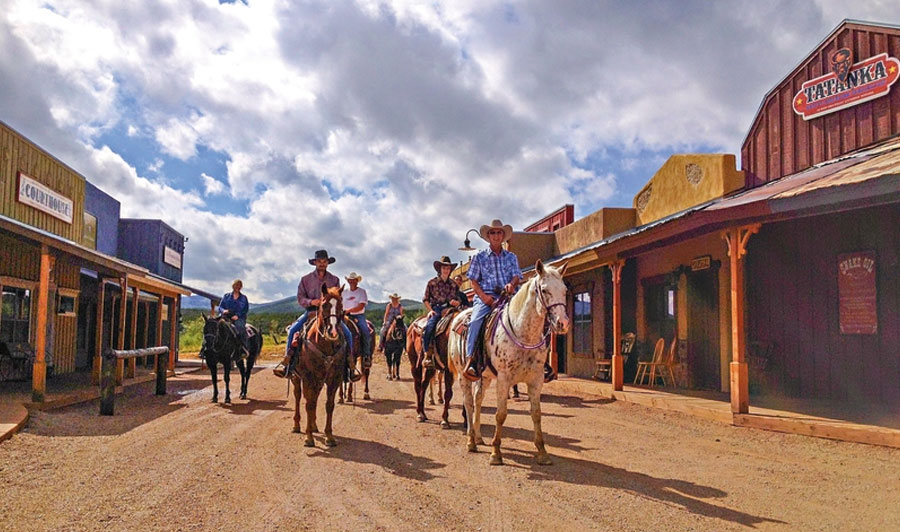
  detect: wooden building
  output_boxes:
[510,19,900,415]
[0,120,196,402]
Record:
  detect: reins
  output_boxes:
[494,278,565,351]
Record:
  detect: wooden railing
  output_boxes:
[100,346,169,416]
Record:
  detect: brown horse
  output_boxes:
[406,311,455,427]
[340,317,375,403]
[291,285,349,447]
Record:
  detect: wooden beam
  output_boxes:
[91,278,106,385]
[127,286,138,378]
[116,277,127,384]
[168,295,179,375]
[610,259,625,391]
[155,294,164,377]
[31,245,52,403]
[723,224,760,414]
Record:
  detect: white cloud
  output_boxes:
[2,0,897,302]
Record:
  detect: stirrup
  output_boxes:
[422,352,435,369]
[543,363,557,384]
[463,358,480,382]
[273,365,287,378]
[349,368,362,382]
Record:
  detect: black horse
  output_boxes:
[383,314,406,380]
[201,315,263,403]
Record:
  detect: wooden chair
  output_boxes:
[593,332,637,381]
[649,337,678,387]
[634,337,665,385]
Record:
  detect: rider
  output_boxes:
[273,250,360,380]
[378,293,404,352]
[463,220,521,381]
[342,272,372,356]
[422,256,462,369]
[217,279,249,359]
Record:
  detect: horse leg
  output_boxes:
[413,364,430,422]
[527,380,552,465]
[490,376,510,466]
[438,370,444,404]
[428,374,435,405]
[208,361,219,403]
[324,380,338,447]
[223,359,232,404]
[440,369,453,429]
[304,384,319,447]
[236,359,248,400]
[461,379,478,451]
[472,379,487,447]
[363,366,370,400]
[292,376,302,433]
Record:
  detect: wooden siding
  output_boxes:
[0,232,39,280]
[0,123,86,242]
[742,23,900,187]
[745,205,900,405]
[54,314,77,374]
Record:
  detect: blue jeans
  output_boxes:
[423,304,447,352]
[232,318,248,350]
[285,312,353,357]
[348,313,371,354]
[465,297,493,359]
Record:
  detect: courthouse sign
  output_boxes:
[792,52,900,120]
[16,171,74,224]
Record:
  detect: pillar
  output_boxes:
[723,224,760,414]
[610,259,625,391]
[32,246,53,403]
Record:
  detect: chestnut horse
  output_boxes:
[340,318,375,403]
[447,260,569,465]
[406,311,455,427]
[290,285,350,447]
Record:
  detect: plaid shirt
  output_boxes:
[423,276,458,307]
[467,248,521,295]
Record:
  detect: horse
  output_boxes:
[447,260,569,466]
[382,314,406,380]
[200,315,263,403]
[340,317,375,403]
[290,284,350,447]
[406,309,457,427]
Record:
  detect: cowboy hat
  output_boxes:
[345,272,363,282]
[433,255,457,273]
[479,219,513,243]
[389,292,401,300]
[308,249,336,265]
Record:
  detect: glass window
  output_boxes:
[573,291,592,354]
[1,287,32,343]
[83,212,97,249]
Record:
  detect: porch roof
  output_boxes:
[530,135,900,273]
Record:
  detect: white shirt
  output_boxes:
[342,287,368,315]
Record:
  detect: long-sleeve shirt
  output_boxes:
[218,292,249,320]
[467,248,521,295]
[423,276,458,307]
[297,270,340,308]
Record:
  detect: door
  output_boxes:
[688,267,720,389]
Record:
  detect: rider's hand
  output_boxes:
[450,300,460,307]
[482,294,495,306]
[427,310,435,318]
[504,283,515,295]
[310,298,321,306]
[231,315,238,321]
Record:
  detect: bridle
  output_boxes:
[496,277,566,351]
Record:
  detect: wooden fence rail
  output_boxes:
[100,346,169,416]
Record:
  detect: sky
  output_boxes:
[1,1,896,304]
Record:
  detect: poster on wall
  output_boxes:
[838,251,877,334]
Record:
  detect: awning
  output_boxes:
[531,135,900,271]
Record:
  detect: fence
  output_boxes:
[100,346,169,415]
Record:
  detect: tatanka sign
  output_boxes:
[792,51,900,121]
[16,171,74,224]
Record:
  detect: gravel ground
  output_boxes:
[1,360,899,532]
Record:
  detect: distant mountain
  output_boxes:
[181,295,214,309]
[249,297,423,315]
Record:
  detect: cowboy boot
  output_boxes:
[422,348,435,369]
[543,361,557,383]
[463,355,480,382]
[273,333,299,378]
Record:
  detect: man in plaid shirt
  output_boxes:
[422,256,462,368]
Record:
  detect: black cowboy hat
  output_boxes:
[309,249,336,265]
[433,255,457,273]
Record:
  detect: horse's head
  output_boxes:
[317,283,344,340]
[534,259,570,334]
[202,315,222,350]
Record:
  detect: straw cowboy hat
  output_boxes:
[345,272,363,282]
[389,293,401,300]
[433,255,457,273]
[308,249,336,265]
[479,219,513,243]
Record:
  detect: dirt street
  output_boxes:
[1,361,899,532]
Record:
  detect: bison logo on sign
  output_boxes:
[831,48,853,83]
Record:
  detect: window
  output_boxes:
[57,294,76,316]
[1,287,32,343]
[83,212,97,249]
[573,291,592,354]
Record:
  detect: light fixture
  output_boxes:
[458,228,479,251]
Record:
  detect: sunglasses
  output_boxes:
[488,230,504,235]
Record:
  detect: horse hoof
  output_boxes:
[440,420,450,429]
[536,454,553,466]
[428,399,435,406]
[325,438,337,447]
[311,425,319,433]
[338,398,344,404]
[292,427,302,434]
[224,398,231,404]
[304,439,315,448]
[211,398,218,403]
[467,442,478,453]
[363,393,370,400]
[438,399,444,404]
[490,454,503,466]
[417,413,427,423]
[240,394,247,400]
[347,396,354,403]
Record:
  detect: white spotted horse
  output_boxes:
[447,260,569,465]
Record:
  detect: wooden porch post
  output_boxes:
[155,294,164,376]
[92,278,106,385]
[32,246,54,403]
[210,300,216,317]
[549,333,558,373]
[127,286,138,378]
[168,295,179,375]
[116,277,128,384]
[610,260,625,391]
[723,224,760,414]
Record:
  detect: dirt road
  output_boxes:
[1,362,899,532]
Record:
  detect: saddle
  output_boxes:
[412,307,460,337]
[454,299,506,378]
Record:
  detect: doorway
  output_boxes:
[688,266,720,390]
